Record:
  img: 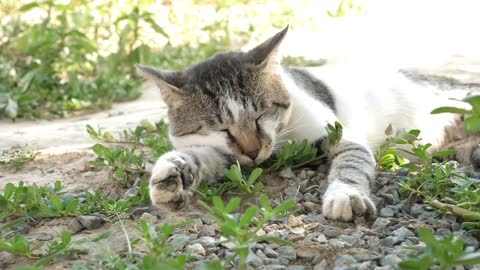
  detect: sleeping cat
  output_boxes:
[136,26,480,221]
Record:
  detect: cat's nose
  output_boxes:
[244,150,259,160]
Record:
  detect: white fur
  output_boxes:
[171,132,229,150]
[283,65,460,152]
[322,181,375,221]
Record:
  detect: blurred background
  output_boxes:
[1,0,480,121]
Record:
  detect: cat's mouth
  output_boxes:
[235,145,273,165]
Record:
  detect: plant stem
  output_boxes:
[430,200,480,219]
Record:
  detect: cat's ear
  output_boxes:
[245,25,288,68]
[135,64,186,105]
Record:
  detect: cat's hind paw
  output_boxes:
[322,182,376,221]
[149,152,195,210]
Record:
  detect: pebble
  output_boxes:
[335,254,357,267]
[186,243,206,257]
[197,224,216,236]
[287,215,303,227]
[324,228,337,238]
[380,254,401,266]
[196,236,216,248]
[276,246,296,261]
[392,227,415,241]
[264,247,279,258]
[371,217,391,230]
[380,206,395,217]
[78,215,105,230]
[139,212,157,223]
[313,260,328,270]
[303,202,322,212]
[279,167,296,179]
[296,246,318,261]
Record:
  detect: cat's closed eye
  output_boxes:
[272,102,290,109]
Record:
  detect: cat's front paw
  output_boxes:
[149,152,195,210]
[322,182,376,221]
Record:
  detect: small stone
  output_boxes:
[262,265,287,270]
[197,236,216,248]
[186,243,206,256]
[299,180,309,193]
[298,170,307,179]
[197,224,216,237]
[392,227,415,241]
[247,252,264,268]
[410,204,425,217]
[279,167,296,179]
[284,186,299,197]
[324,228,337,238]
[335,254,357,267]
[317,234,328,244]
[124,186,139,199]
[303,193,320,203]
[139,212,157,223]
[264,247,279,258]
[288,266,306,270]
[296,246,318,261]
[77,215,105,230]
[276,246,296,261]
[303,202,322,212]
[436,228,451,236]
[291,227,305,235]
[288,215,303,227]
[131,206,151,218]
[357,261,373,270]
[381,254,401,266]
[374,266,394,270]
[371,217,391,230]
[256,228,267,236]
[380,207,395,217]
[381,236,400,247]
[313,260,328,270]
[67,218,84,234]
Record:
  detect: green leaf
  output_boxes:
[455,252,480,265]
[431,149,457,157]
[247,168,263,185]
[5,98,18,119]
[19,2,39,11]
[224,197,241,214]
[272,199,295,215]
[463,95,480,112]
[50,195,63,211]
[238,206,259,227]
[431,106,471,115]
[212,196,224,211]
[64,198,79,214]
[464,116,480,134]
[255,236,294,246]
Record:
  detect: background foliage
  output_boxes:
[0,0,359,119]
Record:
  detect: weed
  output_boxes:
[375,124,408,171]
[376,128,480,231]
[0,145,38,170]
[198,181,237,203]
[224,163,264,195]
[0,180,75,220]
[432,95,480,133]
[199,195,295,270]
[398,227,480,270]
[0,229,111,266]
[87,120,172,188]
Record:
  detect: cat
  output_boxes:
[136,26,479,221]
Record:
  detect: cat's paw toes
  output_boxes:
[149,152,193,210]
[322,182,376,221]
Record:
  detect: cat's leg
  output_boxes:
[150,146,233,209]
[322,139,377,221]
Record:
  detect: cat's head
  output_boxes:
[137,27,291,165]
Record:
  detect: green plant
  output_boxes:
[199,195,295,270]
[377,129,480,230]
[224,163,264,195]
[432,95,480,134]
[0,180,79,220]
[0,229,111,266]
[0,145,38,170]
[88,120,172,188]
[398,227,480,270]
[266,121,343,172]
[90,144,147,187]
[198,181,237,203]
[375,124,408,171]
